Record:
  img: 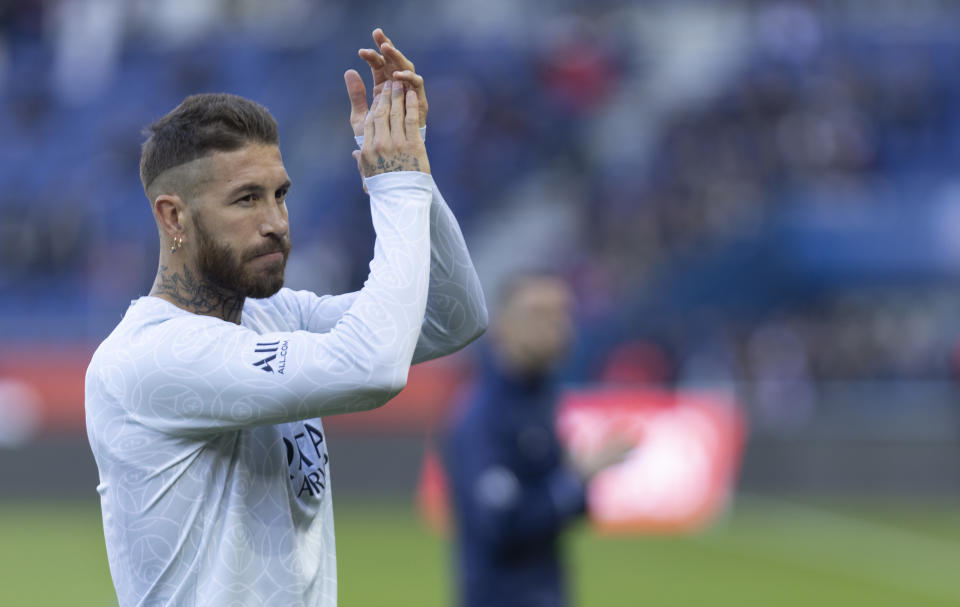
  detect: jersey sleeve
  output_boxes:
[109,172,433,436]
[412,181,488,363]
[290,181,487,362]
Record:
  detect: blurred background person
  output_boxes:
[443,272,631,607]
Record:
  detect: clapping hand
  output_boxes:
[355,80,429,178]
[344,28,428,139]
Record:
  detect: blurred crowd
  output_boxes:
[4,1,960,431]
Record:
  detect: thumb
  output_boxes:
[344,69,368,136]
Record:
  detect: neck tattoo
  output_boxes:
[152,264,244,324]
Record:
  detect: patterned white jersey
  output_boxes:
[85,171,487,606]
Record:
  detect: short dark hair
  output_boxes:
[139,93,279,191]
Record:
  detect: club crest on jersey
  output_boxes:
[252,340,289,374]
[284,422,329,499]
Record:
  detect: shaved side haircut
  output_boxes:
[139,93,279,195]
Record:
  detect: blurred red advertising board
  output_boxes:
[556,388,746,534]
[417,386,746,536]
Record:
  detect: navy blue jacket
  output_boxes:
[443,354,587,607]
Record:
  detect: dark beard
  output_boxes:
[193,214,290,300]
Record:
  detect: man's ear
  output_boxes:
[154,194,186,240]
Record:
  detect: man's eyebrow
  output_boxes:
[225,180,290,199]
[227,182,266,199]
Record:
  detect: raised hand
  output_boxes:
[344,28,428,138]
[354,80,430,178]
[567,433,636,483]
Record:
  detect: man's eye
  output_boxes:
[235,194,255,204]
[276,189,288,202]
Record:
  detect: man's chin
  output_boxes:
[242,273,285,299]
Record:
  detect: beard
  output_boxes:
[192,214,291,299]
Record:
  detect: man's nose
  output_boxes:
[259,203,289,239]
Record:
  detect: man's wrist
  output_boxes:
[364,170,434,193]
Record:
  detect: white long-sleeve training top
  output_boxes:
[84,171,487,607]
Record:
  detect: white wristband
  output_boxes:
[355,126,427,149]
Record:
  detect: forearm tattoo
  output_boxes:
[153,265,244,324]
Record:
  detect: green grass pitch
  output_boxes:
[1,496,958,606]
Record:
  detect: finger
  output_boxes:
[380,42,414,74]
[390,80,405,145]
[392,70,428,128]
[362,83,379,147]
[373,81,392,148]
[372,27,393,49]
[343,69,368,136]
[404,88,420,142]
[392,70,423,89]
[358,48,387,90]
[358,48,385,70]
